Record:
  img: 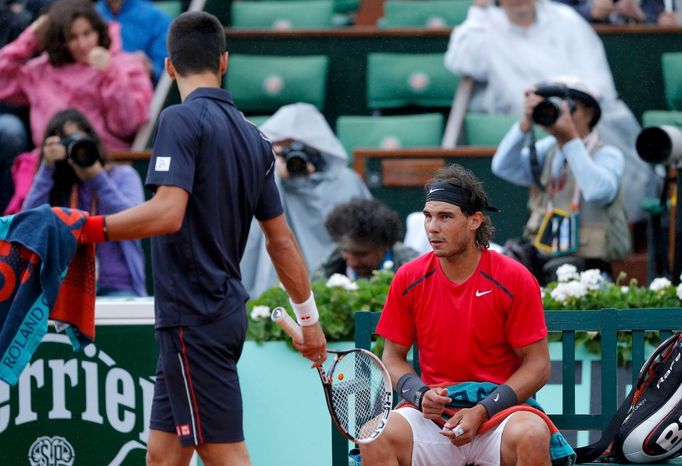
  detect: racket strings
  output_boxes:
[329,351,389,441]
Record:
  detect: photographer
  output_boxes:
[240,103,371,298]
[23,108,146,296]
[491,77,630,284]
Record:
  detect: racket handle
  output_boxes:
[271,306,303,341]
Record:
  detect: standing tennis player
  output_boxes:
[361,164,551,466]
[79,11,326,466]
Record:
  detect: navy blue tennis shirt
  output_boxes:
[146,88,283,328]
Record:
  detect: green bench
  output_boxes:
[331,308,682,465]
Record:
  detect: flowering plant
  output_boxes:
[246,270,393,344]
[543,265,682,363]
[246,264,682,363]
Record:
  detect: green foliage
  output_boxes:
[542,274,682,311]
[246,268,682,365]
[246,270,393,344]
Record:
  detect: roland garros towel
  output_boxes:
[0,205,96,385]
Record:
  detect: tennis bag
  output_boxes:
[576,332,682,463]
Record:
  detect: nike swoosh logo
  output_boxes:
[401,388,411,394]
[475,290,492,297]
[428,188,444,194]
[493,393,500,402]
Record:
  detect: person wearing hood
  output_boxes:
[0,0,153,214]
[491,77,630,284]
[240,103,372,298]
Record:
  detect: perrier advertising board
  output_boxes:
[0,300,157,466]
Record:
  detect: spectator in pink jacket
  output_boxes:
[0,0,153,214]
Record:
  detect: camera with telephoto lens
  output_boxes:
[531,84,577,127]
[61,133,100,168]
[636,125,682,165]
[280,141,326,176]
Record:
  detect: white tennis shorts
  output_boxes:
[395,407,516,466]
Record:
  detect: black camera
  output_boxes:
[61,133,99,168]
[280,141,325,176]
[531,84,576,127]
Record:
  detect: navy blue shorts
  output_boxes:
[149,311,247,447]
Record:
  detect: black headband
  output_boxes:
[425,181,500,213]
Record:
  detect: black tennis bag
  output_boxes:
[576,332,682,463]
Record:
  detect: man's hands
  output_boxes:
[439,404,489,446]
[419,387,489,446]
[293,323,327,368]
[520,88,580,146]
[42,135,103,180]
[590,0,645,21]
[520,88,544,134]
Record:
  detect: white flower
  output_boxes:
[550,281,587,302]
[382,260,394,271]
[326,273,359,291]
[677,284,682,301]
[580,269,604,291]
[250,305,271,321]
[621,286,630,293]
[650,277,672,292]
[556,264,579,283]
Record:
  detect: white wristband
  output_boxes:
[290,292,319,326]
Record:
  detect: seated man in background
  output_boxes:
[97,0,172,83]
[491,77,630,284]
[317,198,419,279]
[240,103,371,298]
[555,0,679,26]
[444,0,658,225]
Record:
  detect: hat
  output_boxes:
[259,103,348,161]
[535,75,601,128]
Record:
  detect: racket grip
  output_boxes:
[271,306,303,341]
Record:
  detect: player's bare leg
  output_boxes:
[196,441,252,466]
[146,429,195,466]
[500,411,551,466]
[359,411,413,466]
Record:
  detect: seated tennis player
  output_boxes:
[361,164,552,466]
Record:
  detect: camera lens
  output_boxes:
[62,134,99,167]
[532,98,562,127]
[285,153,308,176]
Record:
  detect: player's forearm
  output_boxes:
[104,199,182,241]
[81,187,187,243]
[266,233,311,303]
[504,350,551,402]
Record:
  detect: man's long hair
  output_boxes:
[425,164,495,249]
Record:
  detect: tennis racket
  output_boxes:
[271,306,393,443]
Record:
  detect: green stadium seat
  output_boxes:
[378,0,471,28]
[225,55,329,113]
[366,53,458,110]
[463,113,519,147]
[230,1,334,29]
[154,0,182,17]
[335,113,444,158]
[642,110,682,129]
[662,53,682,111]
